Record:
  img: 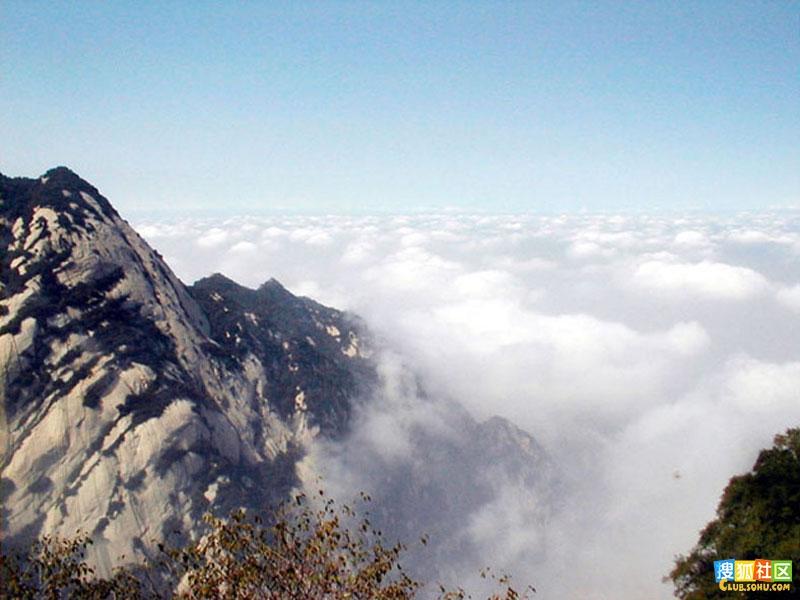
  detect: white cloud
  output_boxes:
[451,269,520,298]
[228,240,257,253]
[261,226,288,238]
[364,246,462,292]
[132,210,800,599]
[569,240,616,259]
[724,357,800,411]
[341,239,376,264]
[729,229,773,244]
[776,284,800,312]
[495,255,558,272]
[673,229,711,247]
[633,259,768,300]
[196,227,230,248]
[135,224,165,239]
[289,227,334,246]
[662,320,711,355]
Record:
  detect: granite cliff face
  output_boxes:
[0,168,552,577]
[0,167,373,569]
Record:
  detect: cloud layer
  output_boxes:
[135,210,800,598]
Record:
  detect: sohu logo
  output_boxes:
[714,559,792,583]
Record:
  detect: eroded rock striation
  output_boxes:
[0,167,553,578]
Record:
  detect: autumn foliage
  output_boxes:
[1,490,533,599]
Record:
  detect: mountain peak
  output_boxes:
[36,166,95,195]
[0,166,117,222]
[194,272,240,288]
[258,277,290,294]
[42,165,80,179]
[193,275,299,307]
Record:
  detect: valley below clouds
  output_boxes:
[136,210,800,598]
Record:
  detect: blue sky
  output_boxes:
[2,1,798,215]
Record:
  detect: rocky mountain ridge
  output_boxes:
[0,167,552,578]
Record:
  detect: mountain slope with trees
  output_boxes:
[669,428,800,598]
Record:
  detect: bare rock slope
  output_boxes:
[0,168,372,569]
[0,167,552,577]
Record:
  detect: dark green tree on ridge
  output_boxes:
[669,428,800,598]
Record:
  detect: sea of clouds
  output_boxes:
[135,210,800,599]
